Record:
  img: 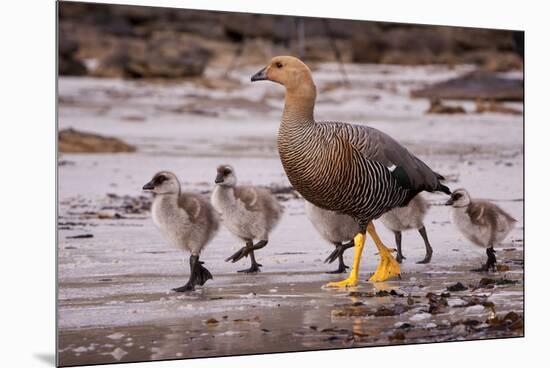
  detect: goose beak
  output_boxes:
[142,181,155,191]
[214,173,224,184]
[445,198,454,206]
[251,66,267,82]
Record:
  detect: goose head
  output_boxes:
[215,164,237,187]
[142,171,180,195]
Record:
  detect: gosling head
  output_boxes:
[445,188,471,208]
[251,56,315,93]
[142,171,180,195]
[215,165,237,187]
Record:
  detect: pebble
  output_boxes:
[410,313,432,321]
[452,324,467,335]
[106,332,125,340]
[464,305,485,314]
[447,298,468,307]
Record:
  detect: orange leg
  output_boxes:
[367,222,401,282]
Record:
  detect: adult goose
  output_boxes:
[251,56,450,286]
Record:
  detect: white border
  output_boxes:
[2,1,548,367]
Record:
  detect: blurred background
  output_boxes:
[59,2,523,79]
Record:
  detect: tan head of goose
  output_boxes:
[143,171,219,292]
[211,165,283,273]
[252,56,451,286]
[446,188,516,272]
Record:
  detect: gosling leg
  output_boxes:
[471,246,496,272]
[394,231,406,264]
[416,226,433,264]
[326,241,353,274]
[226,239,267,263]
[238,249,263,273]
[173,254,212,292]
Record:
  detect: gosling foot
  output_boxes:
[238,263,262,273]
[416,253,432,264]
[225,246,251,263]
[326,264,349,274]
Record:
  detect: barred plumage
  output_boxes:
[279,119,434,227]
[251,56,450,285]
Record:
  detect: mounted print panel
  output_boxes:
[57,1,524,366]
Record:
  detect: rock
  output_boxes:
[464,305,485,314]
[58,34,87,76]
[103,193,152,214]
[411,71,523,101]
[478,277,519,288]
[475,100,522,115]
[410,312,432,321]
[352,26,520,69]
[426,98,466,114]
[205,318,219,325]
[388,331,406,341]
[94,32,212,79]
[59,128,136,153]
[447,282,468,292]
[426,292,448,314]
[447,298,468,307]
[487,311,523,331]
[451,324,467,335]
[106,347,127,361]
[97,209,123,219]
[496,264,511,272]
[331,303,409,318]
[395,322,413,329]
[66,234,93,239]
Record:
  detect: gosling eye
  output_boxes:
[155,175,168,185]
[223,168,232,176]
[453,193,463,200]
[275,62,283,68]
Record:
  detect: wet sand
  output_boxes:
[57,63,523,366]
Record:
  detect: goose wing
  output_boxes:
[178,194,201,221]
[234,186,260,212]
[343,124,450,194]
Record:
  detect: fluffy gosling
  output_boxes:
[304,201,361,273]
[380,194,434,264]
[211,165,283,273]
[143,171,219,292]
[446,188,516,271]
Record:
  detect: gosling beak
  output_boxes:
[142,180,155,191]
[214,173,224,184]
[445,198,454,206]
[251,66,267,82]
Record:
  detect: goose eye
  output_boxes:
[275,62,283,68]
[155,175,168,184]
[453,193,462,200]
[224,169,232,175]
